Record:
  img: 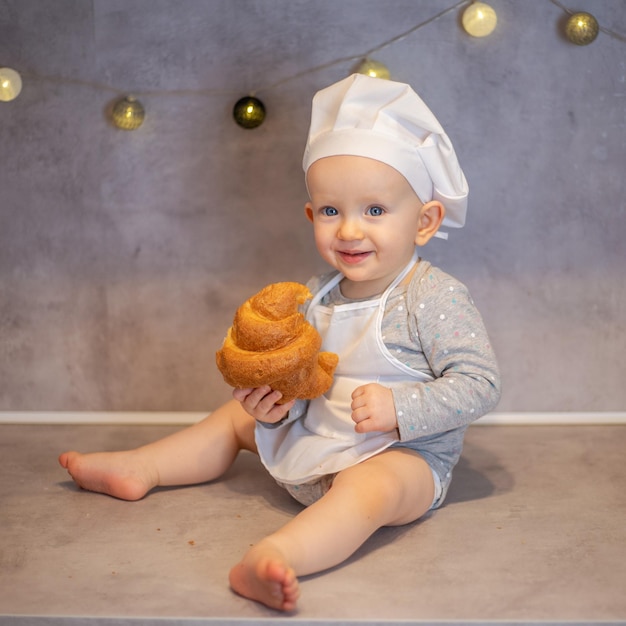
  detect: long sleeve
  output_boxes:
[390,265,501,441]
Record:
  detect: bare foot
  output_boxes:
[229,541,300,612]
[58,449,158,501]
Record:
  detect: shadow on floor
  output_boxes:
[445,439,514,505]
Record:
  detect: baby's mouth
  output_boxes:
[337,250,371,264]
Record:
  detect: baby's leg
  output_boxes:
[59,399,256,501]
[229,448,435,611]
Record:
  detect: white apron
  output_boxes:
[255,250,433,485]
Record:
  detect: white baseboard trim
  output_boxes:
[476,412,626,425]
[0,412,207,425]
[0,411,624,426]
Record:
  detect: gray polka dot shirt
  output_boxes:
[307,258,502,500]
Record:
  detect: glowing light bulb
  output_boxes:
[233,96,266,129]
[0,67,23,102]
[462,2,498,38]
[565,12,599,45]
[356,59,391,80]
[111,96,145,130]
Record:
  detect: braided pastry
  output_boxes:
[216,282,338,403]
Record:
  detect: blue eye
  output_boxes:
[367,206,384,216]
[322,206,338,216]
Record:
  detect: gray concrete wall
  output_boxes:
[1,0,624,413]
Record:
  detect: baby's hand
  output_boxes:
[351,383,398,434]
[233,386,295,424]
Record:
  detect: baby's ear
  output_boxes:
[415,201,445,246]
[304,203,314,223]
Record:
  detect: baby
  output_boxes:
[59,73,501,612]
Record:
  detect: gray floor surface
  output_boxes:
[1,423,625,625]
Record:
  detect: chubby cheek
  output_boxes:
[314,234,331,257]
[312,223,330,245]
[313,227,336,261]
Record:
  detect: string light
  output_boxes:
[111,96,145,130]
[4,0,624,129]
[0,67,22,102]
[549,0,626,43]
[564,11,599,45]
[233,96,266,129]
[462,2,498,38]
[356,59,391,80]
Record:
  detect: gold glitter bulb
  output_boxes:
[112,96,145,130]
[565,12,599,46]
[233,96,266,129]
[356,59,391,80]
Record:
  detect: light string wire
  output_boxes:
[251,0,466,96]
[7,0,626,102]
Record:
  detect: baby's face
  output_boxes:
[304,155,425,299]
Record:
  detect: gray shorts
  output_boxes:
[276,474,337,507]
[276,460,443,509]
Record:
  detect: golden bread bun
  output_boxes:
[216,282,338,403]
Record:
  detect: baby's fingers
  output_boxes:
[232,387,254,402]
[351,404,369,425]
[235,386,292,422]
[353,415,377,434]
[263,398,296,424]
[234,385,274,406]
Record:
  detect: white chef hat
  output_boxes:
[302,73,468,239]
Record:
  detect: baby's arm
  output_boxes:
[394,274,501,439]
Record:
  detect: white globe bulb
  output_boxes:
[462,2,497,38]
[0,67,23,102]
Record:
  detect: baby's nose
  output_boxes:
[338,218,364,240]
